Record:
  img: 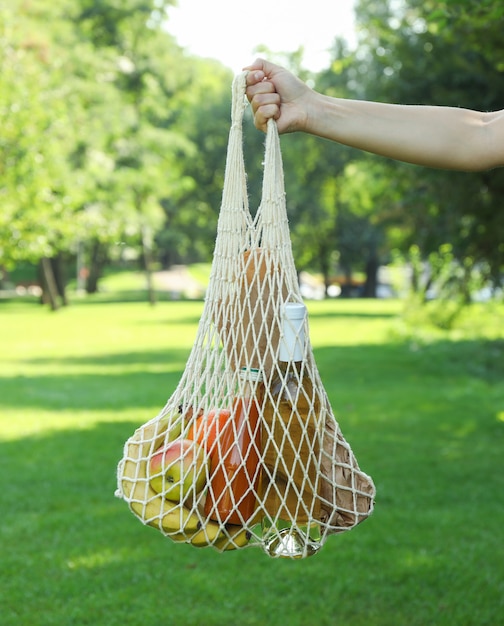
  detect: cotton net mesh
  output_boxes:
[115,72,376,558]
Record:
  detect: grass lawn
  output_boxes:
[0,296,503,626]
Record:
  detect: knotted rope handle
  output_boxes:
[223,72,287,236]
[211,72,294,377]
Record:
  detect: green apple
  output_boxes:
[149,438,208,502]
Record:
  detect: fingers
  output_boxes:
[243,57,270,75]
[254,103,281,132]
[243,58,264,72]
[243,58,281,78]
[243,58,285,132]
[250,98,281,132]
[245,81,280,132]
[245,69,266,88]
[252,92,281,112]
[246,77,276,101]
[243,64,276,130]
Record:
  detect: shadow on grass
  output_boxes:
[0,347,187,412]
[314,336,504,387]
[69,290,205,306]
[0,293,205,325]
[0,369,183,412]
[2,420,371,625]
[1,298,503,624]
[307,308,399,320]
[2,337,503,418]
[1,380,503,626]
[72,292,206,326]
[20,347,192,368]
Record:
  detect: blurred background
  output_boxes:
[1,0,503,314]
[1,2,503,625]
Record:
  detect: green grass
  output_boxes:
[0,297,503,626]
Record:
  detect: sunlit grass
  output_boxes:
[0,297,503,626]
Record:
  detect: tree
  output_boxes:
[427,0,504,62]
[70,0,200,298]
[1,0,218,303]
[278,41,392,296]
[0,3,83,308]
[351,0,504,299]
[157,59,234,266]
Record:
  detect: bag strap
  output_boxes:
[218,72,290,239]
[217,72,252,231]
[225,72,294,253]
[212,73,299,295]
[254,118,292,250]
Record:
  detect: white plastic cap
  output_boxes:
[239,367,263,382]
[279,302,307,362]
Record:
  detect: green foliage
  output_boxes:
[351,0,504,298]
[397,243,496,329]
[426,0,504,63]
[0,7,79,265]
[0,0,233,282]
[0,298,503,625]
[2,0,504,308]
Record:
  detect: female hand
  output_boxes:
[244,58,313,134]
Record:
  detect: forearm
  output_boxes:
[306,93,504,171]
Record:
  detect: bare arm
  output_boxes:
[244,59,504,172]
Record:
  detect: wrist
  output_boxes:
[304,92,343,140]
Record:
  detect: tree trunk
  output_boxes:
[318,246,331,299]
[39,257,60,311]
[340,264,353,298]
[86,241,107,294]
[76,240,86,293]
[363,255,379,298]
[461,263,473,305]
[51,254,68,306]
[141,224,157,306]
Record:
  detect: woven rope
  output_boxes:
[116,72,375,557]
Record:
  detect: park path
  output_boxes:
[154,265,205,299]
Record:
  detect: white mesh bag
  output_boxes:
[115,72,375,558]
